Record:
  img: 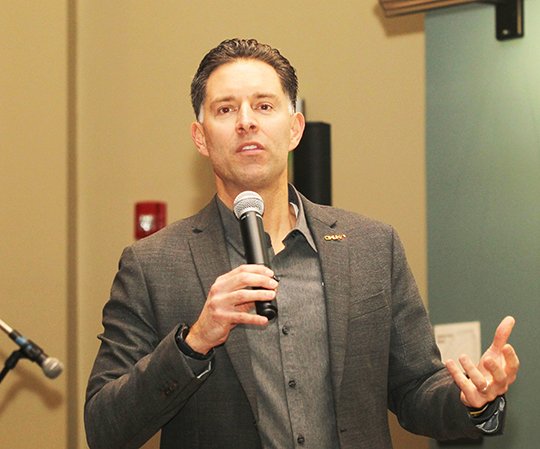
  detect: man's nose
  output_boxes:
[236,105,258,133]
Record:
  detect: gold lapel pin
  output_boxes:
[324,233,347,241]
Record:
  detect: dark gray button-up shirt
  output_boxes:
[217,186,339,449]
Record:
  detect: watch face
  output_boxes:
[181,324,190,340]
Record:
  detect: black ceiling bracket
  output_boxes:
[379,0,525,41]
[495,0,524,41]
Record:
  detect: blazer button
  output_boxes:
[288,379,297,388]
[163,381,178,396]
[297,434,305,444]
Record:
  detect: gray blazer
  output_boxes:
[85,195,480,449]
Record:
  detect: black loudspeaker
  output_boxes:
[293,122,331,205]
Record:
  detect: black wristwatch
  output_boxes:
[175,324,213,360]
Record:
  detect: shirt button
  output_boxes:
[288,379,297,388]
[297,434,305,444]
[282,325,290,335]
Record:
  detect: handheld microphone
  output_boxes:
[0,318,64,379]
[233,191,278,321]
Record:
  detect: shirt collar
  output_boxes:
[288,185,317,252]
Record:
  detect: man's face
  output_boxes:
[191,59,305,198]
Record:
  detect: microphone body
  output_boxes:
[233,192,278,320]
[0,318,63,379]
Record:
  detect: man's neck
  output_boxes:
[263,191,297,254]
[217,182,296,254]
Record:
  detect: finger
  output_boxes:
[213,271,278,296]
[228,310,269,327]
[233,264,275,277]
[483,356,506,388]
[445,359,478,404]
[491,316,515,351]
[225,267,278,291]
[231,288,277,306]
[445,359,466,384]
[502,344,520,380]
[217,264,274,284]
[459,354,489,392]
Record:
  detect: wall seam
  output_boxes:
[67,0,79,447]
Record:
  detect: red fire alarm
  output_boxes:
[135,201,167,240]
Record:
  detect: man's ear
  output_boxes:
[289,112,306,152]
[191,121,209,157]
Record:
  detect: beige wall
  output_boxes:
[1,2,426,448]
[0,1,70,448]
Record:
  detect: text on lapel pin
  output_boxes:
[324,234,347,241]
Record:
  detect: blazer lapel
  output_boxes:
[188,198,259,418]
[302,198,350,404]
[188,200,230,299]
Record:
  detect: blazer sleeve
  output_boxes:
[84,246,213,449]
[386,228,482,441]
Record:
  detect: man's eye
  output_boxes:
[258,103,273,111]
[218,106,231,114]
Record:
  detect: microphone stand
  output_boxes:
[0,318,29,384]
[0,349,26,384]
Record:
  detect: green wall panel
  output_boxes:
[426,3,539,448]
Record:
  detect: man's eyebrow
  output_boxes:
[253,92,280,102]
[209,95,235,106]
[209,92,281,106]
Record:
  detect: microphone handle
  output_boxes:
[240,213,278,320]
[8,329,47,364]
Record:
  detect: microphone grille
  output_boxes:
[233,191,264,219]
[42,357,64,379]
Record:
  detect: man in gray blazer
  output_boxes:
[85,39,519,449]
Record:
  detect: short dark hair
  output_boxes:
[191,38,298,120]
